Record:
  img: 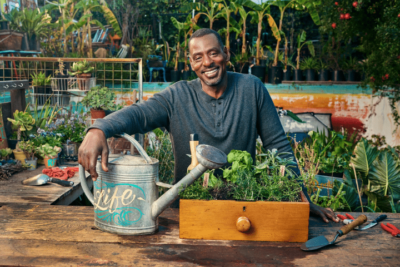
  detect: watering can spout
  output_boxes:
[151,144,227,220]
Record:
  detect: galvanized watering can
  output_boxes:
[79,133,227,235]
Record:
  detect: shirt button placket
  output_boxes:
[217,100,223,132]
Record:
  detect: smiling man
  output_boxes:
[79,28,339,223]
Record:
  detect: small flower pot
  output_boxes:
[44,156,57,169]
[13,150,26,163]
[90,109,106,124]
[62,142,79,157]
[77,73,92,90]
[235,63,249,74]
[260,59,268,66]
[25,157,38,170]
[251,65,266,81]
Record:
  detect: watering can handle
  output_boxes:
[117,133,152,164]
[79,133,151,206]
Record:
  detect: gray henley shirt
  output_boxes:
[90,72,305,195]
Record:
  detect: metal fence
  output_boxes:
[0,57,143,109]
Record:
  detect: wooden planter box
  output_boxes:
[0,30,23,50]
[180,192,309,242]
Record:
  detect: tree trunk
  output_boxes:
[226,11,230,51]
[121,4,132,45]
[284,37,288,71]
[210,18,213,30]
[256,18,262,65]
[87,13,93,58]
[273,14,284,67]
[296,48,300,70]
[242,22,246,56]
[174,41,180,71]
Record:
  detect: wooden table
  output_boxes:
[0,165,92,205]
[0,203,399,266]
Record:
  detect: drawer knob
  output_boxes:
[236,216,251,232]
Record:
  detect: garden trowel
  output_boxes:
[301,214,367,251]
[22,174,74,187]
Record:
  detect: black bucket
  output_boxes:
[270,66,283,84]
[345,70,356,81]
[319,69,329,81]
[235,63,249,74]
[178,62,185,72]
[251,65,266,81]
[331,70,343,82]
[170,70,180,82]
[305,69,315,81]
[260,59,268,66]
[294,69,303,81]
[182,70,190,80]
[282,68,291,81]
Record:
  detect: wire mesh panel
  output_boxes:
[51,77,96,92]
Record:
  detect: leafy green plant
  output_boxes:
[69,60,94,76]
[18,140,36,160]
[342,57,359,71]
[7,110,35,142]
[54,112,88,143]
[317,59,329,71]
[311,182,350,211]
[300,57,319,71]
[27,100,61,135]
[295,30,315,70]
[31,72,51,87]
[36,144,61,158]
[80,86,118,111]
[0,148,12,160]
[180,149,302,202]
[146,129,175,195]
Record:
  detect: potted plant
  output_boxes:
[80,86,118,123]
[0,148,12,162]
[54,112,88,158]
[342,57,359,82]
[31,72,52,105]
[7,110,35,162]
[18,140,37,170]
[317,59,330,81]
[36,144,61,169]
[300,57,318,81]
[294,31,315,82]
[69,60,94,90]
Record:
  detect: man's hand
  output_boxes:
[310,203,340,223]
[78,129,109,181]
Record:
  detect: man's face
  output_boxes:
[189,34,229,87]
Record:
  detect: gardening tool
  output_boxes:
[301,214,367,251]
[79,133,227,235]
[381,223,400,238]
[337,213,355,221]
[343,214,387,230]
[22,174,74,187]
[187,133,199,171]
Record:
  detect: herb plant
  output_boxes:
[80,86,118,111]
[179,149,302,202]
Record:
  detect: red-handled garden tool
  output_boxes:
[381,223,400,238]
[337,213,355,221]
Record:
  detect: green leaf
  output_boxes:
[368,151,400,199]
[351,138,379,175]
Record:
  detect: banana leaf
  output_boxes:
[368,151,400,200]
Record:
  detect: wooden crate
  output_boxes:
[179,192,309,242]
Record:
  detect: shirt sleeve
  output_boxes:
[254,79,310,201]
[87,88,173,138]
